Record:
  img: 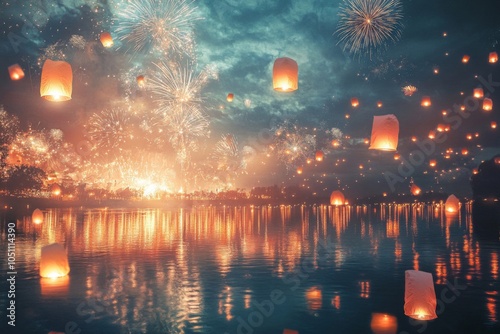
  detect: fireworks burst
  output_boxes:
[113,0,201,56]
[0,106,20,145]
[402,85,418,96]
[269,123,317,169]
[335,0,403,58]
[212,134,246,173]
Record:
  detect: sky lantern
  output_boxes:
[39,243,70,278]
[462,55,470,63]
[40,60,73,101]
[273,57,298,92]
[100,32,113,47]
[296,166,303,175]
[226,93,234,102]
[370,313,397,334]
[472,168,478,175]
[495,157,500,165]
[445,194,460,213]
[315,150,324,161]
[8,64,25,80]
[473,88,484,99]
[369,114,399,151]
[491,121,497,129]
[429,159,437,167]
[411,136,417,142]
[461,148,469,156]
[466,133,473,140]
[351,97,359,107]
[404,270,438,320]
[136,75,145,87]
[330,190,345,206]
[411,183,421,196]
[483,98,493,111]
[428,131,436,140]
[421,96,431,107]
[489,52,498,63]
[377,101,383,108]
[32,209,44,224]
[394,153,401,160]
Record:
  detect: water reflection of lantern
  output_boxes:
[41,275,69,298]
[305,286,322,311]
[445,194,460,213]
[273,57,298,92]
[330,190,345,206]
[491,121,497,129]
[370,313,397,334]
[40,60,73,101]
[483,98,493,111]
[472,168,478,175]
[315,150,324,161]
[296,167,303,175]
[421,96,431,107]
[411,184,421,196]
[369,114,399,151]
[8,64,25,80]
[100,32,113,47]
[32,208,44,224]
[227,93,234,102]
[404,270,438,320]
[490,52,498,63]
[351,97,359,107]
[473,88,484,99]
[39,243,70,278]
[462,55,470,63]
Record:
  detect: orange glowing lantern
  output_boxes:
[330,190,345,206]
[39,243,70,278]
[227,93,234,102]
[489,52,498,64]
[364,138,370,145]
[462,55,470,63]
[40,60,73,101]
[483,98,493,111]
[495,157,500,165]
[394,153,401,160]
[472,168,478,175]
[283,329,299,334]
[404,270,438,320]
[100,32,113,48]
[369,114,399,151]
[445,194,460,213]
[377,101,383,108]
[461,148,469,156]
[473,88,484,99]
[491,121,497,129]
[273,57,298,92]
[136,75,145,87]
[370,313,398,334]
[315,150,324,162]
[32,208,44,224]
[331,139,340,148]
[411,184,421,196]
[466,133,473,140]
[351,97,359,107]
[50,184,61,197]
[297,167,303,175]
[421,96,431,107]
[8,64,25,80]
[411,136,417,142]
[428,131,436,140]
[429,159,437,167]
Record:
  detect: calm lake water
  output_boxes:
[0,204,499,334]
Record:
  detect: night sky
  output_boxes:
[1,0,499,198]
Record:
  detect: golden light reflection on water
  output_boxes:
[7,203,498,332]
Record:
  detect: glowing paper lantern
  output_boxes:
[377,101,383,108]
[273,57,298,92]
[445,194,460,213]
[370,313,397,334]
[50,184,61,197]
[394,153,401,160]
[100,32,113,47]
[411,136,417,142]
[351,97,359,107]
[8,64,25,80]
[495,157,500,165]
[296,167,303,175]
[462,55,470,63]
[330,190,345,206]
[40,60,73,101]
[473,88,484,99]
[32,209,44,224]
[331,139,340,148]
[411,184,421,196]
[429,159,437,167]
[461,148,469,156]
[491,121,497,129]
[421,96,431,107]
[483,98,493,111]
[227,93,234,102]
[136,75,145,87]
[489,52,498,64]
[315,150,324,162]
[39,243,70,278]
[404,270,438,320]
[369,114,399,151]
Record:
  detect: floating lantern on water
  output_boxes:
[483,98,493,111]
[369,114,399,151]
[273,57,298,92]
[489,52,498,64]
[421,96,431,107]
[315,150,324,162]
[330,190,345,206]
[40,60,73,101]
[136,75,145,87]
[227,93,234,102]
[351,97,359,107]
[445,194,460,213]
[462,55,470,63]
[370,313,398,334]
[100,32,113,48]
[411,184,421,196]
[8,64,25,80]
[39,243,70,278]
[32,208,44,224]
[473,88,484,99]
[404,270,438,320]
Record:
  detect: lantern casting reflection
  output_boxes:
[330,190,345,206]
[32,208,44,224]
[445,194,460,213]
[39,243,70,278]
[404,270,438,320]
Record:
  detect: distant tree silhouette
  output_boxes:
[1,165,46,195]
[470,154,500,199]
